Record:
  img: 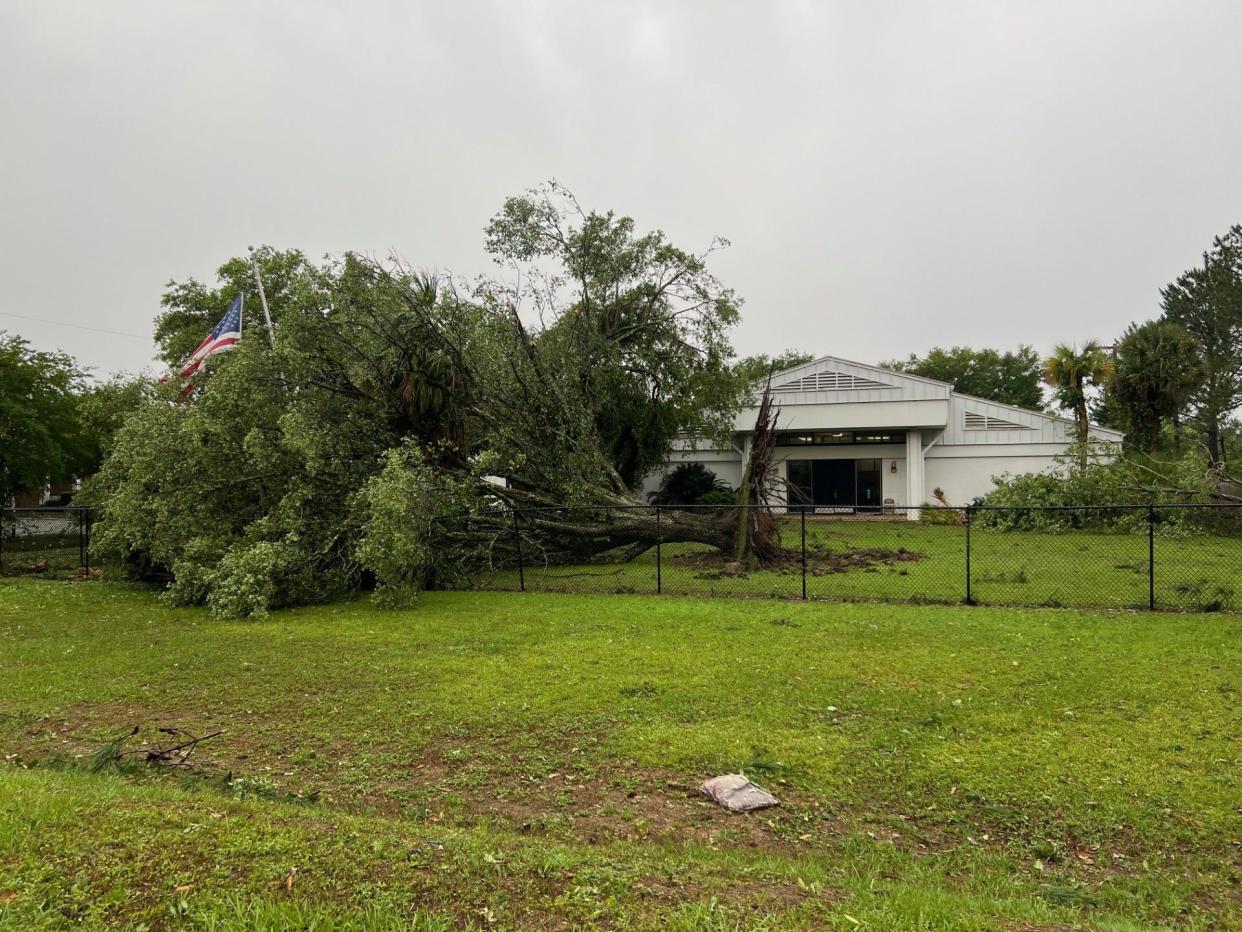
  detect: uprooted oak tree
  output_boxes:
[85,183,783,616]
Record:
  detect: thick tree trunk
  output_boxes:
[1077,401,1090,472]
[1207,423,1222,467]
[520,507,735,560]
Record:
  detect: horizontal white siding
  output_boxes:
[945,395,1068,444]
[925,455,1066,507]
[641,449,744,498]
[734,398,950,431]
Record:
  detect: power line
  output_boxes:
[0,311,151,342]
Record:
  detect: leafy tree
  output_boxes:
[86,186,756,614]
[483,181,742,489]
[1160,225,1242,465]
[1108,320,1204,452]
[647,463,731,507]
[1042,341,1114,471]
[884,346,1043,409]
[0,333,91,504]
[154,247,317,368]
[83,257,423,613]
[76,375,152,474]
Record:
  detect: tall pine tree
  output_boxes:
[1161,225,1242,465]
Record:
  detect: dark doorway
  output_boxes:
[856,458,882,511]
[812,459,855,507]
[787,458,885,511]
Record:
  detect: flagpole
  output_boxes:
[249,247,277,349]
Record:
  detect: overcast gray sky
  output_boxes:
[2,1,1240,378]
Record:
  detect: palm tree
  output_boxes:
[1042,341,1115,471]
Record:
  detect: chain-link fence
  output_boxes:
[0,507,93,577]
[6,504,1240,612]
[438,503,1242,612]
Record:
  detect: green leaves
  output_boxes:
[89,186,747,615]
[481,181,743,489]
[1159,224,1242,465]
[886,346,1044,410]
[0,333,92,501]
[1108,320,1204,452]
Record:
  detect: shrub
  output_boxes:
[647,463,734,508]
[696,488,738,508]
[920,504,964,526]
[353,443,481,607]
[976,447,1234,535]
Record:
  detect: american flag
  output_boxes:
[166,295,243,399]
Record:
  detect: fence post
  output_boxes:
[511,508,525,592]
[84,508,91,574]
[800,506,807,600]
[964,505,973,605]
[655,506,662,595]
[1148,503,1155,611]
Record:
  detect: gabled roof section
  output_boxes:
[963,410,1032,431]
[763,355,952,402]
[773,370,894,392]
[949,391,1125,442]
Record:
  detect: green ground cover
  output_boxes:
[6,518,1240,614]
[1,579,1239,929]
[504,519,1242,612]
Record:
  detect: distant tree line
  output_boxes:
[0,334,146,506]
[885,224,1242,470]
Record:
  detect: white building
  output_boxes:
[646,355,1123,518]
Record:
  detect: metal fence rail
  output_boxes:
[5,503,1240,612]
[0,507,92,576]
[438,503,1242,613]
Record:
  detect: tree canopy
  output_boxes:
[1042,341,1114,471]
[883,345,1043,409]
[0,333,92,503]
[1160,224,1242,465]
[1107,320,1203,452]
[482,182,744,488]
[84,186,753,615]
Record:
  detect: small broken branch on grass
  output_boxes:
[89,725,224,772]
[90,726,139,772]
[141,727,225,767]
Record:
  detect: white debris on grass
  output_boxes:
[698,773,780,812]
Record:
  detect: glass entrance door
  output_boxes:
[812,459,855,507]
[786,458,883,512]
[856,458,882,511]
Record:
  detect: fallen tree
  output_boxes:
[85,184,784,614]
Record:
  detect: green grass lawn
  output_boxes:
[503,519,1242,613]
[6,519,1241,615]
[1,579,1239,929]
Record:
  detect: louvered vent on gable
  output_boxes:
[964,411,1032,431]
[772,370,895,392]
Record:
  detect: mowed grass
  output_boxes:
[506,519,1242,612]
[0,579,1239,929]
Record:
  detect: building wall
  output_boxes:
[644,441,1074,508]
[734,399,950,431]
[924,445,1069,506]
[640,448,745,499]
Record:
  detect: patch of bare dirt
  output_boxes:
[673,546,923,579]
